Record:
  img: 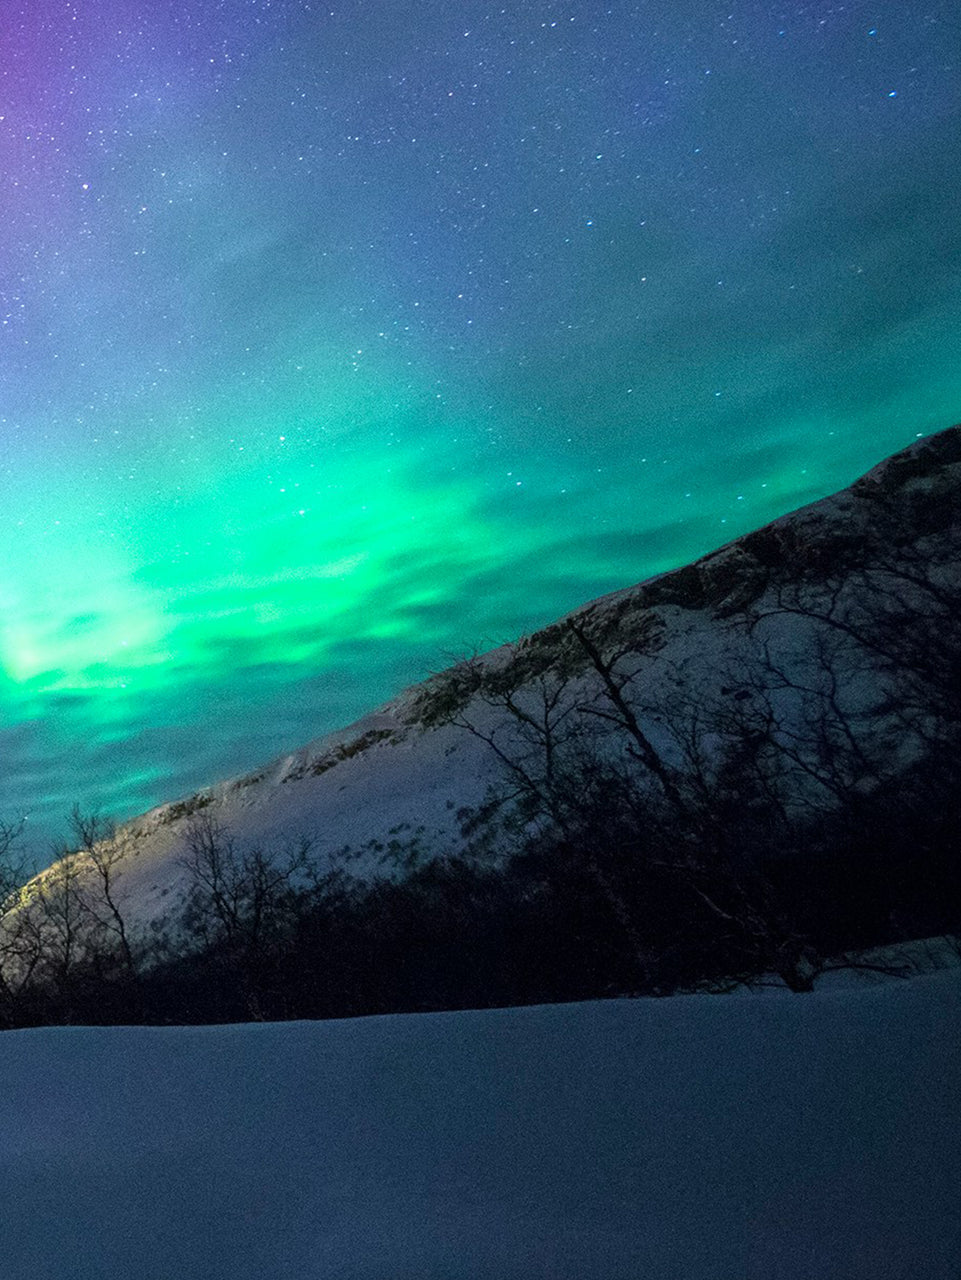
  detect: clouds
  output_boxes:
[0,0,959,859]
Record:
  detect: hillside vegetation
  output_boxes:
[1,426,959,1026]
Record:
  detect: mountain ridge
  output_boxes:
[10,422,961,942]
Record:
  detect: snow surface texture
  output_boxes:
[0,972,959,1280]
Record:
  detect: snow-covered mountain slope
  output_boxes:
[13,423,961,936]
[0,970,958,1280]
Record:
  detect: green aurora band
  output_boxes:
[1,0,959,856]
[4,321,961,853]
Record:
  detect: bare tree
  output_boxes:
[180,812,312,1019]
[0,817,27,911]
[29,849,87,1020]
[0,818,38,1025]
[68,806,140,987]
[438,606,909,992]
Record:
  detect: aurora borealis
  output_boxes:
[2,1,959,858]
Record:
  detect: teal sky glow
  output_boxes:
[1,0,959,859]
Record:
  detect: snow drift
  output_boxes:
[0,969,958,1280]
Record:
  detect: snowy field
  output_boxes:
[0,973,959,1280]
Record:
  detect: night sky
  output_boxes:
[2,1,959,858]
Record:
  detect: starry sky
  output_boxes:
[2,0,959,860]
